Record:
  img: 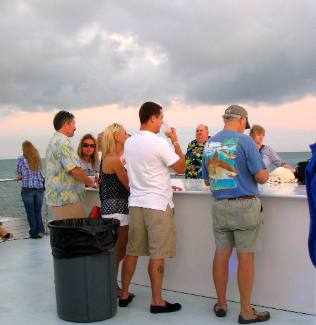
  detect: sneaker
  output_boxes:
[238,308,270,324]
[30,234,42,239]
[150,301,182,314]
[213,303,227,317]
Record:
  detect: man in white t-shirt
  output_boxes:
[120,101,185,313]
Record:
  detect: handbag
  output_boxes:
[89,205,101,219]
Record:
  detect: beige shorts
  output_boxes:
[127,205,176,259]
[212,197,263,253]
[51,202,86,220]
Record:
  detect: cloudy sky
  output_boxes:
[1,0,316,158]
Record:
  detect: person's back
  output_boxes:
[16,140,45,239]
[203,130,263,199]
[125,131,174,209]
[202,105,270,324]
[120,101,185,313]
[46,131,85,206]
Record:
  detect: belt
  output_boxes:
[217,195,257,201]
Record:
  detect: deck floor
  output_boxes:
[1,237,316,325]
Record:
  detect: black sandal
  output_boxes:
[118,294,134,307]
[213,303,227,317]
[150,301,182,314]
[238,308,270,324]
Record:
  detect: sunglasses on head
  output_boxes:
[82,143,96,148]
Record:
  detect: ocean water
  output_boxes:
[0,152,311,179]
[0,152,311,219]
[277,152,311,167]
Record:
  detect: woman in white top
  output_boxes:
[77,134,100,177]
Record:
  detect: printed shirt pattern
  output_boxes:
[16,156,44,189]
[203,137,239,190]
[45,132,84,206]
[185,138,209,179]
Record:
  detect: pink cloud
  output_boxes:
[1,96,315,157]
[166,96,316,132]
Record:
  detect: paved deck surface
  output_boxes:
[1,237,316,324]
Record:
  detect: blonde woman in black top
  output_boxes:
[99,123,133,300]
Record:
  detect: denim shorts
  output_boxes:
[212,197,263,252]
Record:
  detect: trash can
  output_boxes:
[48,218,120,323]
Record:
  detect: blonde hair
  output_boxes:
[22,141,41,171]
[77,134,99,169]
[249,124,265,138]
[102,123,124,157]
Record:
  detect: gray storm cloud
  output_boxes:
[0,0,316,112]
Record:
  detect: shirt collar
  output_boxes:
[55,131,69,139]
[139,130,157,136]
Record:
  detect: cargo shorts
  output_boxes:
[212,197,263,252]
[127,205,176,259]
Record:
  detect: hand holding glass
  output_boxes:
[161,121,172,138]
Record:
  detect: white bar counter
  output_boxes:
[85,180,316,315]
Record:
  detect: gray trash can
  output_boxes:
[48,218,120,323]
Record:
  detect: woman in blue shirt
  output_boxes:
[250,125,295,172]
[16,141,45,239]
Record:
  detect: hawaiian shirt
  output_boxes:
[45,132,84,206]
[185,137,210,179]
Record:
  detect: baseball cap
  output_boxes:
[223,104,250,129]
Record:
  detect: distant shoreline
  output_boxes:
[0,151,312,161]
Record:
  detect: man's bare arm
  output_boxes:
[169,127,185,174]
[255,168,269,184]
[70,167,94,187]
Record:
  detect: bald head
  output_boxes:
[196,124,209,144]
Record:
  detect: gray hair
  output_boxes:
[223,116,240,124]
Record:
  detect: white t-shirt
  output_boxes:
[124,130,180,211]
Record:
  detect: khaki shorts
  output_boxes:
[51,202,86,220]
[127,205,176,259]
[212,197,263,253]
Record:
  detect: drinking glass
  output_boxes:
[161,121,172,138]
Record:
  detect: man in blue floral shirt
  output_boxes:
[45,111,94,219]
[185,124,210,178]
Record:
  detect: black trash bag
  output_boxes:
[294,160,310,185]
[48,218,120,258]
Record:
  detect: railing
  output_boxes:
[0,178,50,234]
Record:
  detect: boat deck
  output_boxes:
[1,237,316,325]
